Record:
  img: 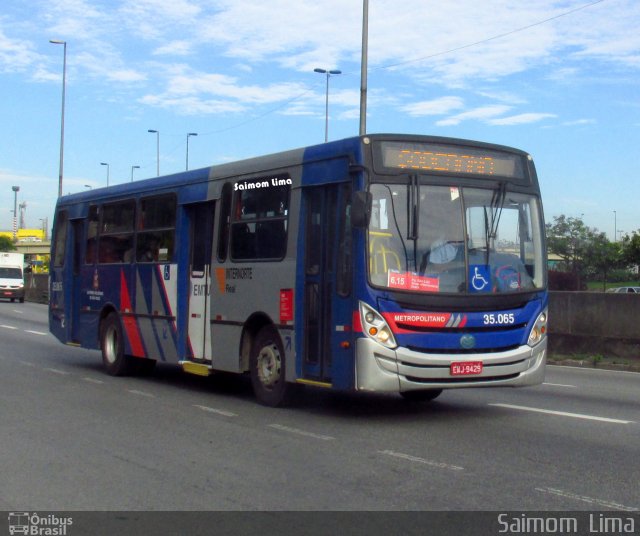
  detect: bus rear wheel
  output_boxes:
[100,312,135,376]
[250,325,292,407]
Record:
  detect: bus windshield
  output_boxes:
[368,182,545,294]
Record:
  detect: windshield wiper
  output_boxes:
[484,182,506,263]
[407,174,420,271]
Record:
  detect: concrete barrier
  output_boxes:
[25,273,49,304]
[549,291,640,358]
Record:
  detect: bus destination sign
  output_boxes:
[380,141,524,179]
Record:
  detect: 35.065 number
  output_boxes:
[483,313,515,325]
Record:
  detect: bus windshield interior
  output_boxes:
[368,182,545,294]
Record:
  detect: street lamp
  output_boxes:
[314,68,341,142]
[186,132,198,170]
[50,39,67,197]
[11,186,19,241]
[360,0,369,136]
[148,129,159,176]
[100,162,110,186]
[131,165,140,182]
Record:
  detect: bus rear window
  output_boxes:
[52,210,68,268]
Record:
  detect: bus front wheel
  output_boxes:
[250,325,292,407]
[100,312,134,376]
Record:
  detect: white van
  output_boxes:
[0,252,25,303]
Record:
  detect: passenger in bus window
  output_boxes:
[138,235,159,262]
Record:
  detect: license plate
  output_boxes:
[450,361,483,376]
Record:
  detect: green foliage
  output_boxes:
[0,236,16,252]
[546,215,640,289]
[619,232,640,282]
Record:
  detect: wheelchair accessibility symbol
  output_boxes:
[470,265,491,292]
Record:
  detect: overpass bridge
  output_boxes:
[15,241,51,256]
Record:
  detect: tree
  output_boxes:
[546,215,593,289]
[0,235,16,252]
[620,231,640,283]
[546,215,623,290]
[582,232,623,291]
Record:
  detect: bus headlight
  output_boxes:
[359,301,397,350]
[528,309,548,347]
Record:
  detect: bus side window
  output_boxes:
[85,205,99,264]
[136,194,176,262]
[99,200,135,263]
[229,177,290,261]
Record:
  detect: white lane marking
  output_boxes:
[551,364,640,376]
[83,377,105,385]
[536,487,638,512]
[18,360,35,367]
[12,309,24,314]
[489,403,634,424]
[45,368,70,375]
[268,424,335,441]
[380,450,464,472]
[194,405,237,418]
[1,324,18,330]
[543,382,577,388]
[24,330,48,336]
[127,389,155,398]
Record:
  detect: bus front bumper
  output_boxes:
[355,337,547,393]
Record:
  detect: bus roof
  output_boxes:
[56,133,534,208]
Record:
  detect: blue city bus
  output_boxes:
[49,134,547,406]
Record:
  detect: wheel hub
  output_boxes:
[257,343,281,388]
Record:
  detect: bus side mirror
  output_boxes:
[352,191,372,228]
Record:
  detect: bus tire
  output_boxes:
[100,312,134,376]
[400,389,443,402]
[250,325,292,407]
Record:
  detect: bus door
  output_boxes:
[186,202,215,360]
[301,183,352,384]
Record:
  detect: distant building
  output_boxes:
[0,228,46,242]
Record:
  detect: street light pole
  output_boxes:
[50,40,67,197]
[11,186,19,241]
[100,162,110,186]
[148,129,159,176]
[186,132,198,170]
[131,165,140,182]
[613,210,617,242]
[314,68,341,142]
[359,0,369,136]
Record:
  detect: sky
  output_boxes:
[1,0,639,240]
